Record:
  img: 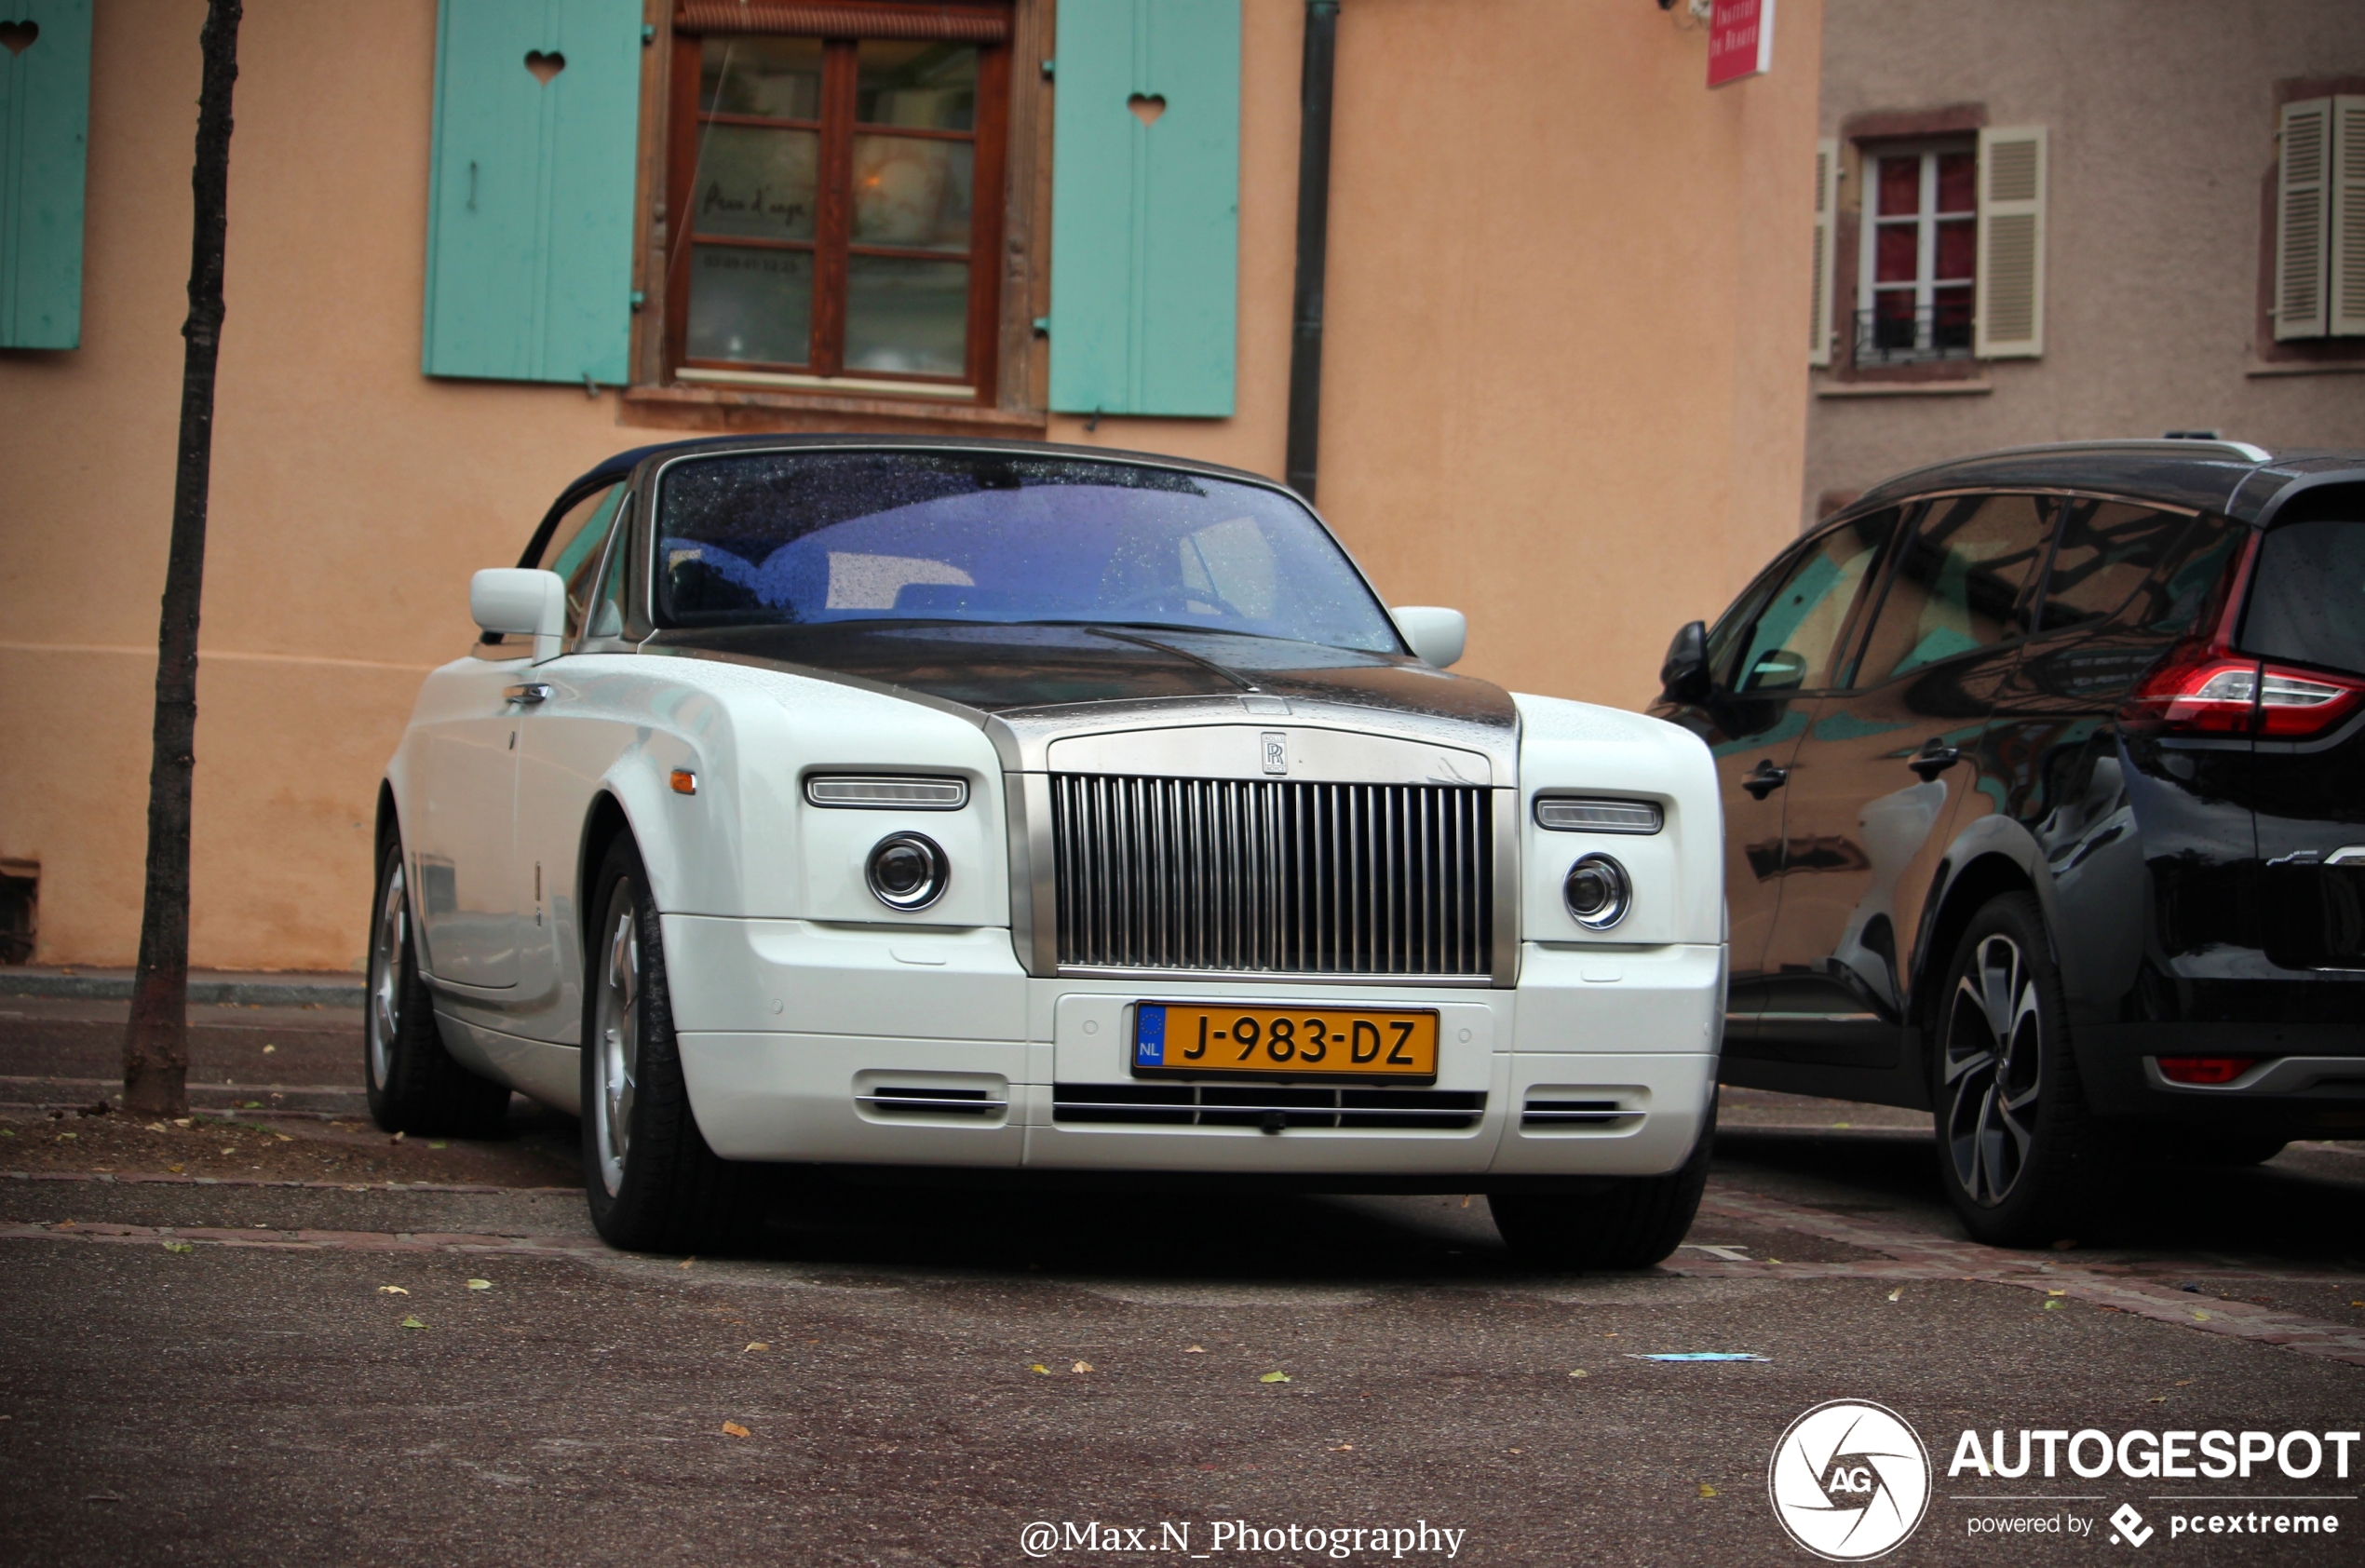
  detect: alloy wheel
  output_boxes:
[368,859,407,1090]
[1940,933,2044,1207]
[592,881,641,1197]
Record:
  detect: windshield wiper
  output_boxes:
[1083,625,1260,692]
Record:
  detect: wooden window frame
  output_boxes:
[1856,140,1979,364]
[625,0,1052,433]
[1824,104,1991,386]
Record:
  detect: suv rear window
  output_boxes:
[2242,519,2365,678]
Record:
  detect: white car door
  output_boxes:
[406,653,526,990]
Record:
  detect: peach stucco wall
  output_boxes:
[0,0,1819,970]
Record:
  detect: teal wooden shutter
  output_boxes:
[424,0,641,384]
[0,0,91,350]
[1048,0,1239,416]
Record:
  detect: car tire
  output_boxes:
[1488,1093,1715,1270]
[364,835,513,1138]
[580,833,744,1253]
[1930,892,2108,1247]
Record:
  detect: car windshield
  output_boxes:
[652,450,1404,652]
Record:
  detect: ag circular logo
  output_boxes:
[1767,1399,1931,1561]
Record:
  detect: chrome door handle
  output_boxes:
[505,683,553,706]
[1906,740,1962,780]
[1741,759,1789,800]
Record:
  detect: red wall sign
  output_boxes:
[1708,0,1776,88]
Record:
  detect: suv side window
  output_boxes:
[2035,499,2200,633]
[1726,509,1899,693]
[534,483,627,642]
[1852,493,2050,686]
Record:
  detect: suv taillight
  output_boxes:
[2120,647,2365,738]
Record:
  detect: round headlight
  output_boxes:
[1562,853,1631,930]
[866,831,948,912]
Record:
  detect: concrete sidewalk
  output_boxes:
[0,966,364,1008]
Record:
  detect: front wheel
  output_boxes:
[1489,1095,1715,1270]
[580,834,743,1252]
[364,836,513,1137]
[1931,892,2108,1246]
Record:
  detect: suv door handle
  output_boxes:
[1906,740,1962,780]
[1741,759,1789,800]
[505,683,553,706]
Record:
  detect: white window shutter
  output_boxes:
[1809,137,1838,366]
[2276,98,2331,341]
[1975,125,2047,358]
[2331,96,2365,337]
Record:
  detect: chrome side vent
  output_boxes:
[856,1084,1008,1120]
[1049,774,1493,978]
[1521,1088,1647,1133]
[1054,1083,1485,1131]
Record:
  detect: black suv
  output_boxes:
[1655,440,2365,1245]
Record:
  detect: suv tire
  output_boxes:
[1931,892,2106,1246]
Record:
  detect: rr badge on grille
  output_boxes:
[1261,731,1289,775]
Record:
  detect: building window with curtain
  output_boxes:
[663,6,1012,401]
[1857,142,1977,364]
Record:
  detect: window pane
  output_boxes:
[845,256,967,376]
[1933,218,1974,280]
[702,35,823,118]
[2241,519,2365,678]
[1935,151,1976,213]
[1875,223,1919,284]
[1932,285,1973,349]
[1876,155,1923,217]
[2037,502,2198,632]
[692,125,818,240]
[1735,516,1894,693]
[687,246,813,365]
[856,41,978,129]
[653,451,1402,652]
[851,135,973,251]
[1857,495,2051,685]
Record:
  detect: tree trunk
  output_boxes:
[123,0,243,1118]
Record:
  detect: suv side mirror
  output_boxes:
[471,568,567,664]
[1392,605,1467,669]
[1660,619,1710,701]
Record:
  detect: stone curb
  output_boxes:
[0,968,365,1007]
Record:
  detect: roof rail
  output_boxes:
[1863,438,2275,498]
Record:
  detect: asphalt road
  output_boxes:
[3,997,2362,1566]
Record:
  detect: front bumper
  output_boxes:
[661,915,1723,1181]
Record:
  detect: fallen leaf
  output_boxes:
[1460,1195,1473,1208]
[145,1122,167,1132]
[171,1118,190,1128]
[399,1316,426,1330]
[1698,1483,1719,1498]
[1507,1447,1522,1454]
[161,1240,194,1254]
[1183,1345,1206,1354]
[678,1257,695,1270]
[2193,1310,2212,1321]
[219,1147,235,1156]
[1765,1257,1782,1264]
[721,1421,750,1438]
[55,1221,76,1230]
[2046,1289,2067,1297]
[274,1134,292,1142]
[1568,1369,1588,1378]
[2147,1396,2168,1403]
[2042,1301,2064,1311]
[2175,1379,2195,1386]
[167,1164,185,1174]
[56,1131,76,1141]
[1072,1360,1094,1374]
[1030,1363,1053,1375]
[1885,1287,1903,1302]
[1331,1443,1354,1451]
[238,1101,261,1110]
[744,1342,769,1353]
[1259,1372,1291,1384]
[262,1045,276,1054]
[466,1278,493,1291]
[428,1142,448,1150]
[379,1285,410,1294]
[390,1131,404,1143]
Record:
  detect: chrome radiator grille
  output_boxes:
[1049,775,1493,977]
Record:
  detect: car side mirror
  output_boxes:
[1392,605,1466,669]
[470,568,567,664]
[1660,619,1710,701]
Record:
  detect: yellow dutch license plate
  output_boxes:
[1132,1003,1439,1080]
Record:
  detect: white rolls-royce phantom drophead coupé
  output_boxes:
[372,438,1726,1264]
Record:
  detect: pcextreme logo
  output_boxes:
[1769,1400,1934,1561]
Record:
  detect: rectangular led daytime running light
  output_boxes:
[805,775,969,811]
[1533,796,1662,834]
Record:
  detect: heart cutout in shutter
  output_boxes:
[0,20,38,55]
[1127,92,1167,128]
[524,49,565,85]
